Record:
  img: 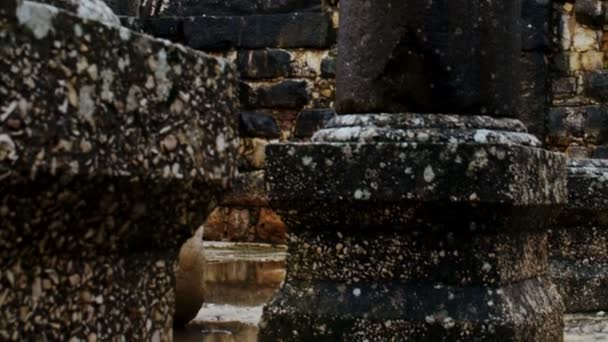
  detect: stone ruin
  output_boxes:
[4,0,608,341]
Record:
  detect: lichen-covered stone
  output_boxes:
[259,113,567,341]
[0,1,238,339]
[550,159,608,313]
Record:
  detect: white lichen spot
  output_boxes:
[424,165,435,183]
[126,85,142,112]
[302,156,313,166]
[354,189,371,200]
[74,24,83,37]
[78,85,96,129]
[215,134,226,153]
[119,27,131,41]
[473,129,490,144]
[17,1,59,40]
[0,134,18,161]
[482,262,492,272]
[100,69,115,102]
[76,0,120,26]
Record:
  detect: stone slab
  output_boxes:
[0,0,238,339]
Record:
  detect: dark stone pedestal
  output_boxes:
[550,159,608,313]
[259,114,566,341]
[1,2,238,340]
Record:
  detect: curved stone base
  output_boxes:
[259,278,563,341]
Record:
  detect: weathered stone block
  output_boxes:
[162,0,323,16]
[183,13,335,50]
[336,0,521,116]
[552,77,577,97]
[320,56,336,77]
[239,111,281,138]
[574,0,605,27]
[547,106,607,146]
[585,70,608,101]
[260,114,567,341]
[581,51,604,70]
[0,1,238,338]
[240,80,310,109]
[551,159,608,312]
[572,24,599,52]
[237,49,293,79]
[293,108,336,138]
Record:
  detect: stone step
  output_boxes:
[202,242,287,305]
[564,312,608,341]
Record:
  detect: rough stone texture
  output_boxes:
[550,159,608,313]
[161,0,323,16]
[585,70,608,102]
[35,0,120,25]
[259,114,567,341]
[293,108,336,138]
[240,80,310,109]
[239,112,281,139]
[0,1,238,339]
[336,0,521,116]
[574,0,605,27]
[183,13,335,50]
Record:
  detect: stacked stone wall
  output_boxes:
[548,0,608,157]
[115,0,608,244]
[115,0,339,244]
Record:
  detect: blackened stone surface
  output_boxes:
[0,1,238,339]
[124,17,184,42]
[260,278,563,342]
[162,0,322,16]
[336,0,522,116]
[521,0,551,52]
[260,113,566,341]
[320,57,336,77]
[574,0,605,26]
[593,145,608,158]
[239,111,281,138]
[550,159,608,313]
[294,108,336,138]
[237,49,293,79]
[547,106,608,146]
[586,70,608,102]
[519,53,548,138]
[102,0,140,16]
[240,80,310,109]
[183,13,335,50]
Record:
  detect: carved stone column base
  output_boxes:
[259,114,566,341]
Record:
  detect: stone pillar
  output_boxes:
[550,159,608,313]
[0,1,237,340]
[259,0,567,340]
